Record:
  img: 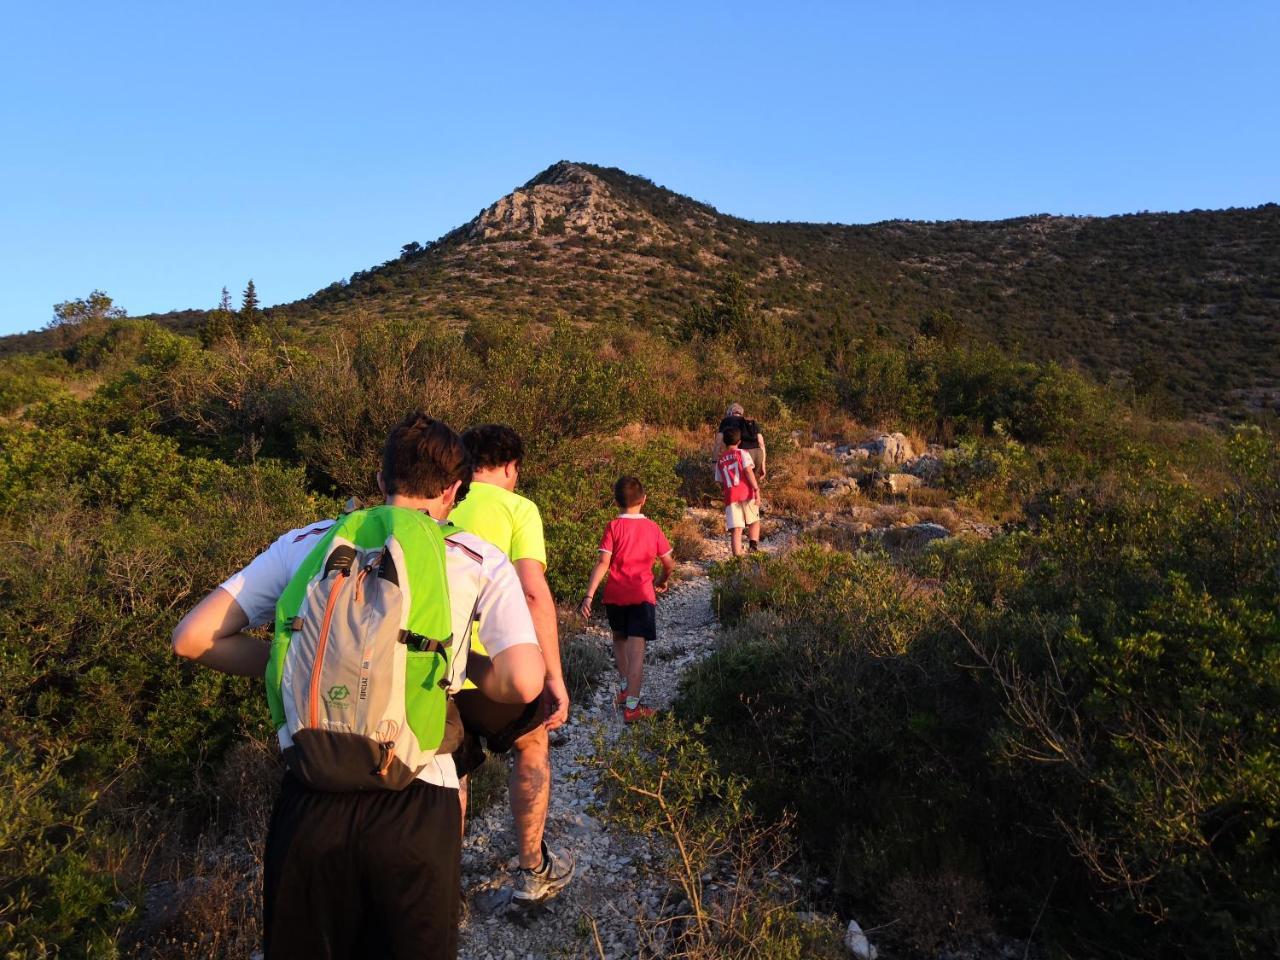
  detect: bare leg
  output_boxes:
[612,633,629,688]
[624,636,646,700]
[730,526,744,556]
[747,520,761,545]
[509,724,550,870]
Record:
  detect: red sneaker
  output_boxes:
[615,690,628,708]
[623,704,656,723]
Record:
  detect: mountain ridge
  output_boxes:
[6,160,1279,414]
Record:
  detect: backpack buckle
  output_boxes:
[399,630,448,654]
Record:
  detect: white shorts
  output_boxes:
[725,499,760,531]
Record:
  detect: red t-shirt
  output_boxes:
[599,514,673,605]
[715,448,756,504]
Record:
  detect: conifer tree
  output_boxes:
[241,279,259,317]
[201,286,237,345]
[235,279,260,338]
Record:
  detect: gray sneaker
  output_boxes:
[511,840,575,903]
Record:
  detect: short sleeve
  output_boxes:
[508,498,547,566]
[740,450,755,470]
[218,522,332,626]
[599,522,615,554]
[475,549,538,657]
[654,523,673,557]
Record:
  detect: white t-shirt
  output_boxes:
[219,518,538,788]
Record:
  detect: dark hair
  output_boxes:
[461,424,524,472]
[381,412,471,499]
[614,475,645,508]
[722,426,742,446]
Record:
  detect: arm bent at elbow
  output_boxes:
[171,588,267,677]
[468,644,546,704]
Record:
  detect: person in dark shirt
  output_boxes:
[714,402,766,480]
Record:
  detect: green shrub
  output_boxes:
[0,427,332,954]
[0,354,73,416]
[684,431,1280,957]
[592,716,846,960]
[561,631,611,703]
[525,433,682,599]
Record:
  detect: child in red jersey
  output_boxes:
[577,477,676,723]
[715,425,761,556]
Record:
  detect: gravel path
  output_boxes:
[458,511,778,960]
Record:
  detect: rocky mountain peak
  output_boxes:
[466,161,656,242]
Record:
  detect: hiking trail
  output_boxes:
[458,507,788,960]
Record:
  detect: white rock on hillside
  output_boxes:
[858,432,915,466]
[883,472,923,495]
[843,917,878,959]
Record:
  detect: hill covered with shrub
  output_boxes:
[0,164,1277,958]
[184,162,1280,416]
[6,161,1277,416]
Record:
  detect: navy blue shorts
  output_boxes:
[604,602,657,642]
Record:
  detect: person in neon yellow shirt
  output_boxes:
[449,425,573,904]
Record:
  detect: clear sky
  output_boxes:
[1,1,1277,335]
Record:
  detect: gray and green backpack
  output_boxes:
[266,505,458,792]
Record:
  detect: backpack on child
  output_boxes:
[716,448,754,503]
[719,414,760,448]
[266,505,459,792]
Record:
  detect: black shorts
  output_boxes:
[452,688,543,779]
[263,773,460,960]
[605,602,657,642]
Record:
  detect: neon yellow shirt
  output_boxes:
[448,481,546,684]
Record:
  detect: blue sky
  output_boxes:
[1,1,1277,334]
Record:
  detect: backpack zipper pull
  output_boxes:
[376,740,396,776]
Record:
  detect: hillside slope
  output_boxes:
[282,161,1280,414]
[7,161,1278,414]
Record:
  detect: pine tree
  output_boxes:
[241,279,259,317]
[201,286,237,345]
[235,279,260,338]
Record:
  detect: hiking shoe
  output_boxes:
[748,540,760,552]
[623,704,656,723]
[512,840,575,903]
[615,689,628,708]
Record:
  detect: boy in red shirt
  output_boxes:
[577,476,676,723]
[715,425,761,556]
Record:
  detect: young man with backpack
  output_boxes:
[715,402,766,480]
[716,424,762,556]
[447,424,574,904]
[171,412,545,959]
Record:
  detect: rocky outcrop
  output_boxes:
[856,432,915,466]
[467,161,665,243]
[883,472,923,495]
[821,476,860,498]
[880,522,951,551]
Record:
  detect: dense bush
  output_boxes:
[838,335,1115,444]
[0,354,73,415]
[681,427,1280,958]
[0,451,330,954]
[525,432,683,598]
